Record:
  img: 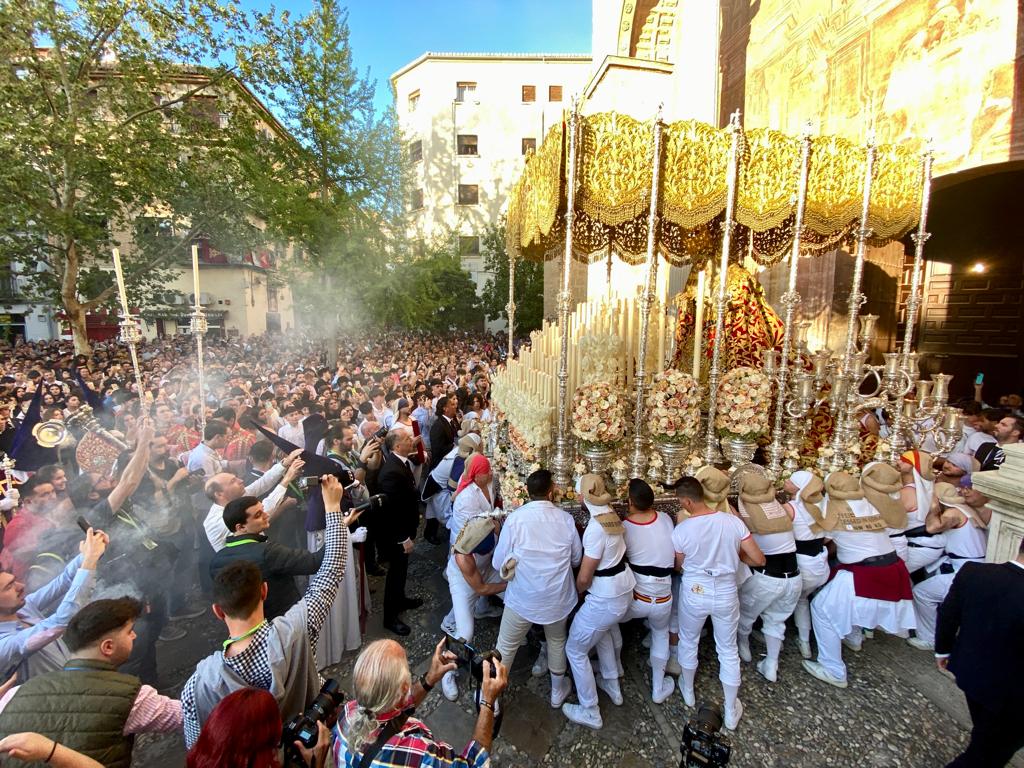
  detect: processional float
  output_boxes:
[492,103,958,503]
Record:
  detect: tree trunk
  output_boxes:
[68,304,91,354]
[60,240,92,354]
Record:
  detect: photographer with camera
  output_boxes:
[181,474,357,748]
[209,496,326,620]
[333,637,508,767]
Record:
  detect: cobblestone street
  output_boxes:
[134,536,1023,768]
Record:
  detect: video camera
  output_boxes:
[282,678,344,765]
[681,703,731,767]
[444,634,504,737]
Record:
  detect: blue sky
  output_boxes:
[274,0,593,112]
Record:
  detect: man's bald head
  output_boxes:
[205,472,245,503]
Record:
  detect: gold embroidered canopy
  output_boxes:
[505,113,923,268]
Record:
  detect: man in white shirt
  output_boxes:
[562,475,635,730]
[493,470,582,710]
[202,450,303,552]
[186,422,231,477]
[672,476,764,731]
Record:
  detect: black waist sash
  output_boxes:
[754,551,799,577]
[628,562,674,578]
[795,539,825,557]
[594,556,627,578]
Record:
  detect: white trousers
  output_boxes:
[624,592,673,662]
[794,551,830,643]
[738,569,802,641]
[446,559,501,645]
[567,591,631,708]
[676,574,741,687]
[669,573,681,634]
[912,570,955,645]
[905,536,946,574]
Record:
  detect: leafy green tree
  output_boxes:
[248,0,405,344]
[0,0,286,351]
[480,219,544,336]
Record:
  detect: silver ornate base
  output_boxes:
[721,436,759,472]
[579,443,616,476]
[655,441,690,485]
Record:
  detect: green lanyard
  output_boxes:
[223,620,266,651]
[223,537,258,548]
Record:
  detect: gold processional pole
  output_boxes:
[111,249,147,401]
[702,111,743,464]
[767,125,813,478]
[550,102,580,489]
[506,249,517,360]
[629,107,665,479]
[190,245,208,435]
[828,133,877,473]
[888,145,934,461]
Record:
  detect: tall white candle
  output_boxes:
[111,248,130,315]
[191,244,201,307]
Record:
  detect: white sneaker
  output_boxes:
[665,656,682,677]
[737,634,752,663]
[562,702,602,730]
[801,660,848,689]
[441,671,459,702]
[798,639,813,660]
[550,674,571,708]
[724,699,743,730]
[756,657,778,683]
[862,628,875,639]
[594,675,623,706]
[841,637,862,653]
[642,632,652,649]
[906,636,934,651]
[678,678,695,707]
[441,615,457,636]
[532,646,548,677]
[653,678,675,704]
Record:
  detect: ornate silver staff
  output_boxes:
[888,144,934,460]
[111,248,147,402]
[767,125,813,478]
[506,248,517,360]
[629,106,664,479]
[827,133,877,471]
[550,101,580,489]
[702,111,744,464]
[190,245,208,434]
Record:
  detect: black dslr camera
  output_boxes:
[282,678,344,765]
[681,703,731,767]
[444,635,504,737]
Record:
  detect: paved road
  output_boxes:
[135,536,1023,767]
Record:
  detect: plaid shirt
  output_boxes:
[181,514,348,747]
[332,701,489,768]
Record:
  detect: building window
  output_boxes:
[521,137,537,155]
[459,236,480,257]
[457,184,479,205]
[548,85,563,102]
[410,188,424,210]
[457,134,478,156]
[408,90,419,112]
[408,139,422,163]
[455,82,476,102]
[522,85,536,102]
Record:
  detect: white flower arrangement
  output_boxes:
[571,381,627,446]
[648,452,665,469]
[492,381,554,453]
[715,366,773,440]
[612,457,628,471]
[578,333,624,386]
[498,471,527,509]
[646,369,701,444]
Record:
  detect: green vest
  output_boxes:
[0,658,142,768]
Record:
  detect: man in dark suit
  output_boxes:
[935,542,1024,767]
[378,429,424,636]
[425,395,459,544]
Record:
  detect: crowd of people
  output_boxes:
[0,330,1020,767]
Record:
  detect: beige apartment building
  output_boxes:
[390,52,592,328]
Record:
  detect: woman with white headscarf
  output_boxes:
[783,470,831,660]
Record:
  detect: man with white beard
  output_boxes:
[736,473,801,683]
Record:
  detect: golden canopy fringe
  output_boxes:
[506,112,923,265]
